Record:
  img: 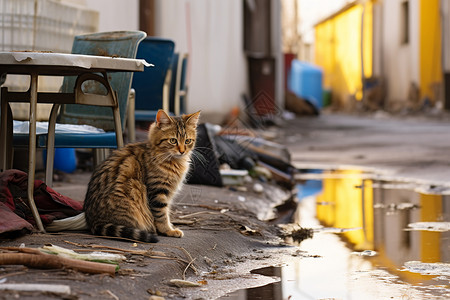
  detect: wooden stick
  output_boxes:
[0,253,117,275]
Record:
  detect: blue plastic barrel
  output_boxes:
[43,148,77,173]
[288,60,323,110]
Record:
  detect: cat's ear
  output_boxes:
[184,111,201,127]
[156,109,172,127]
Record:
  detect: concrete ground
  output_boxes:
[278,111,450,188]
[1,111,450,299]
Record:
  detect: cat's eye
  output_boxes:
[169,138,177,144]
[185,139,193,145]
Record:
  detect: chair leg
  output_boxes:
[174,55,183,116]
[45,103,60,187]
[93,148,110,166]
[6,102,13,169]
[163,69,172,112]
[0,87,13,171]
[110,90,124,149]
[127,89,136,143]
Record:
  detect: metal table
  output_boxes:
[0,51,148,232]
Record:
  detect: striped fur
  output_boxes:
[83,110,200,242]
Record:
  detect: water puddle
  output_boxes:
[219,267,282,300]
[221,168,450,299]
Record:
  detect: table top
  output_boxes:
[0,51,152,75]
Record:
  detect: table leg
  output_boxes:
[28,73,45,233]
[0,89,8,171]
[0,88,13,172]
[112,98,124,148]
[101,72,123,148]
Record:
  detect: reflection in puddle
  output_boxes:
[310,169,450,298]
[407,222,450,232]
[219,267,282,300]
[222,169,450,299]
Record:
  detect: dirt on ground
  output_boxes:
[3,110,450,299]
[0,175,297,300]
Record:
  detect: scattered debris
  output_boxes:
[406,222,450,232]
[220,169,249,186]
[104,289,119,300]
[285,227,314,244]
[239,225,258,236]
[253,183,264,193]
[204,256,213,267]
[169,279,203,288]
[291,249,306,257]
[316,201,334,206]
[278,224,314,244]
[0,283,71,294]
[373,202,420,211]
[233,186,248,192]
[238,196,246,202]
[63,239,198,276]
[147,288,168,297]
[149,296,165,300]
[63,240,167,258]
[351,250,377,257]
[252,166,272,180]
[41,244,126,263]
[403,261,450,276]
[0,246,117,275]
[314,227,362,233]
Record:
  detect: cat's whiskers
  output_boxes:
[149,151,172,164]
[190,149,207,167]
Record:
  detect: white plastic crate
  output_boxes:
[0,0,99,120]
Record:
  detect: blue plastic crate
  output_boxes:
[288,60,323,110]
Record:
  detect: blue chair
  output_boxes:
[13,30,146,186]
[131,37,175,121]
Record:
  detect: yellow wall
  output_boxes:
[420,0,442,103]
[316,170,374,249]
[420,193,442,263]
[315,2,373,107]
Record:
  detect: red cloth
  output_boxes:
[0,169,83,235]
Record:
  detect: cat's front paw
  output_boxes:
[165,228,184,238]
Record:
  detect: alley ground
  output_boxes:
[280,111,450,188]
[1,111,450,299]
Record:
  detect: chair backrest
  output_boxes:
[179,54,189,114]
[58,31,146,131]
[169,53,189,115]
[168,52,180,114]
[132,37,175,112]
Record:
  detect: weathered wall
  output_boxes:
[154,0,248,118]
[378,0,419,110]
[314,2,373,109]
[83,0,139,32]
[419,0,442,104]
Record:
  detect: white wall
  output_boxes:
[155,0,248,117]
[379,0,419,104]
[83,0,139,32]
[73,0,248,118]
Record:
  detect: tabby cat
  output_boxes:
[83,109,201,242]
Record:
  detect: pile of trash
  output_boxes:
[187,120,296,190]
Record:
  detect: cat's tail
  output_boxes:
[91,224,159,243]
